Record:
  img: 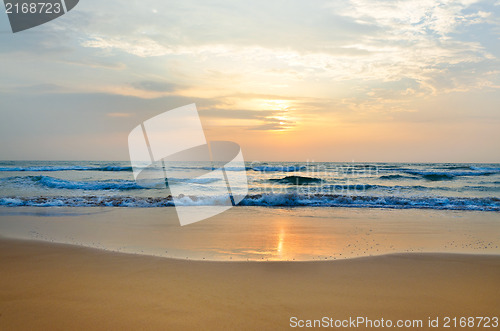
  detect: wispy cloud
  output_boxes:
[76,0,498,104]
[82,36,173,57]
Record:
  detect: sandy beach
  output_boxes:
[1,237,499,330]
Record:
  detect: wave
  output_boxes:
[174,165,304,172]
[438,165,475,170]
[378,164,500,172]
[95,166,133,172]
[463,186,500,192]
[168,177,221,184]
[0,196,174,207]
[433,164,497,171]
[319,184,375,191]
[0,175,220,191]
[0,166,132,172]
[18,176,145,190]
[379,174,418,180]
[1,194,498,211]
[252,165,305,172]
[403,170,497,180]
[0,164,304,173]
[422,173,456,181]
[201,166,249,171]
[240,194,500,211]
[269,175,322,185]
[471,166,500,172]
[292,184,467,193]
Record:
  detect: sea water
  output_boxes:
[0,161,498,210]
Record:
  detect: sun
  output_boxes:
[259,99,296,131]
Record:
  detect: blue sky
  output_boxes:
[0,0,499,161]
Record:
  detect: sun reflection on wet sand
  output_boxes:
[276,228,285,256]
[1,207,499,261]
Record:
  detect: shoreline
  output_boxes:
[1,237,499,330]
[2,235,500,263]
[1,206,499,261]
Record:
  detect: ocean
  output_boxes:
[0,160,499,261]
[0,161,499,211]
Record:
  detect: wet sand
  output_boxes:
[1,237,499,330]
[0,207,499,261]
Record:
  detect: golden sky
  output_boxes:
[1,0,499,162]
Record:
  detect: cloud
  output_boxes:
[107,112,132,118]
[330,0,490,35]
[200,108,275,120]
[81,36,173,57]
[1,0,499,160]
[74,0,498,100]
[131,81,179,92]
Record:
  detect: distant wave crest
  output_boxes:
[0,166,132,172]
[269,175,322,185]
[379,174,418,180]
[252,165,305,172]
[403,169,497,180]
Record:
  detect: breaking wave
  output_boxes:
[1,194,498,211]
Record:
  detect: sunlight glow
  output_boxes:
[277,228,285,255]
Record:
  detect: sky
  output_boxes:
[0,0,499,162]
